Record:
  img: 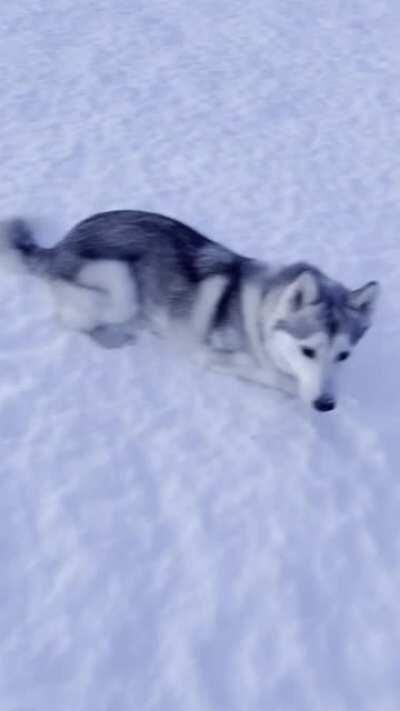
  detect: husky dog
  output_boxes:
[0,211,379,411]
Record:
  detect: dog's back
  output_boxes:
[52,210,231,276]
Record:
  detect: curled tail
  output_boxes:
[0,218,52,276]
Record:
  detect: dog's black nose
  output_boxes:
[313,396,336,412]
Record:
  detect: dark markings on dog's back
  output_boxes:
[212,258,243,326]
[63,210,221,266]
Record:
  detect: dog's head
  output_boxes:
[263,267,380,411]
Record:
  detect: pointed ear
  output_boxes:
[348,281,380,317]
[283,271,319,313]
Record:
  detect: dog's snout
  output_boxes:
[313,395,336,412]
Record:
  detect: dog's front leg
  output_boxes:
[204,350,297,396]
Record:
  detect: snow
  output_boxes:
[1,1,399,709]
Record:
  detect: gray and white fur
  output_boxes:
[0,211,379,411]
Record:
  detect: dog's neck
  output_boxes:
[240,266,283,367]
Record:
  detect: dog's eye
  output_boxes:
[301,347,316,359]
[337,351,350,362]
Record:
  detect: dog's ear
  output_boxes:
[283,271,319,313]
[348,281,380,318]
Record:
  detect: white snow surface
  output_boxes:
[1,2,400,710]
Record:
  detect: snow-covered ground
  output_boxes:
[1,2,399,709]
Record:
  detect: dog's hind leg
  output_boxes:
[52,260,139,347]
[205,350,297,396]
[52,279,106,331]
[77,260,138,323]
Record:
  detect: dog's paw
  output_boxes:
[88,323,136,349]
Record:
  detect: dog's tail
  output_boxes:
[0,218,53,277]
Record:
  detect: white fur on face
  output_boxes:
[268,329,352,405]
